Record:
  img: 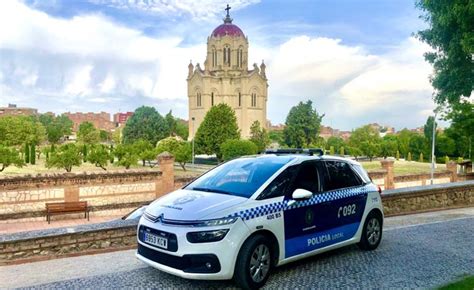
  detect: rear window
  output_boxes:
[324,161,363,190]
[352,164,371,183]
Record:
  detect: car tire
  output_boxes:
[358,211,383,251]
[234,234,272,289]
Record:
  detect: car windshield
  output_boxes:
[185,156,294,198]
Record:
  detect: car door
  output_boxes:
[321,160,367,241]
[283,160,339,258]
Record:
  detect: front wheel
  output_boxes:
[358,211,383,250]
[234,235,272,289]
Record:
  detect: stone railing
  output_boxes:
[0,153,176,221]
[1,180,473,265]
[368,160,458,190]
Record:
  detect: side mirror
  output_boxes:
[288,189,312,206]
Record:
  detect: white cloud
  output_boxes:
[90,0,260,20]
[0,0,436,130]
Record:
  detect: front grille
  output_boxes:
[137,244,221,273]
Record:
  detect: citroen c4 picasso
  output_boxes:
[136,149,384,289]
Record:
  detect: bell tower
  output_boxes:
[187,5,268,139]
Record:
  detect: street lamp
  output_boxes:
[191,117,195,166]
[430,107,440,185]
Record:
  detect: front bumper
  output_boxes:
[136,217,250,280]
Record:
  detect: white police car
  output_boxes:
[136,149,384,289]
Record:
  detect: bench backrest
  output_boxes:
[46,201,88,210]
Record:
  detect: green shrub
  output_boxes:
[396,150,400,160]
[46,143,82,172]
[220,139,258,161]
[407,152,412,162]
[30,143,36,165]
[419,152,424,162]
[340,146,345,156]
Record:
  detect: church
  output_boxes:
[187,6,268,139]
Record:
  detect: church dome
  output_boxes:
[211,23,244,38]
[211,5,244,38]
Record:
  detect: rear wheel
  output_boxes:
[234,235,272,289]
[358,211,383,250]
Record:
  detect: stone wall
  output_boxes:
[0,220,137,265]
[0,154,176,221]
[381,181,474,216]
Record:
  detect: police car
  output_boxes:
[136,149,383,289]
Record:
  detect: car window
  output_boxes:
[290,161,320,194]
[324,161,363,190]
[185,156,294,198]
[352,164,371,183]
[258,166,298,200]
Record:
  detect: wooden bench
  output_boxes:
[45,201,90,224]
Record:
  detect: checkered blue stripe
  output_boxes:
[229,184,375,221]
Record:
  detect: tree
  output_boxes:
[249,120,269,152]
[39,114,73,144]
[326,137,345,153]
[175,121,189,140]
[0,116,45,146]
[419,152,424,162]
[133,139,154,166]
[444,102,473,158]
[30,143,36,165]
[407,152,412,162]
[436,133,456,157]
[87,145,110,170]
[329,146,335,155]
[165,111,177,136]
[349,125,381,161]
[268,130,284,145]
[122,106,168,145]
[194,104,240,160]
[0,145,24,172]
[220,139,258,161]
[156,137,192,170]
[77,122,100,145]
[340,146,345,156]
[381,136,398,158]
[409,134,429,160]
[112,127,122,145]
[99,130,111,143]
[283,101,324,148]
[416,0,473,107]
[46,143,82,172]
[423,116,437,146]
[397,129,415,158]
[115,147,138,170]
[24,143,30,164]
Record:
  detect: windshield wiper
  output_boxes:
[192,187,234,195]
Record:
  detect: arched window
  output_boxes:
[251,93,257,107]
[238,92,242,107]
[211,92,214,106]
[237,47,243,68]
[197,92,201,107]
[223,46,231,66]
[211,48,216,67]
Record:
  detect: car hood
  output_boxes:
[145,189,248,221]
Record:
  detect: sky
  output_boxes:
[0,0,439,130]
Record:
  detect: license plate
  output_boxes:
[144,232,168,249]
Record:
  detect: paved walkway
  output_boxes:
[0,215,122,235]
[1,207,473,289]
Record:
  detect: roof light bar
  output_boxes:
[264,148,324,156]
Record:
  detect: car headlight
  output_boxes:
[193,216,238,227]
[186,229,229,243]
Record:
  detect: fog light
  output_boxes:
[205,262,212,269]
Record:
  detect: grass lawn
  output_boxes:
[438,275,474,290]
[360,160,447,176]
